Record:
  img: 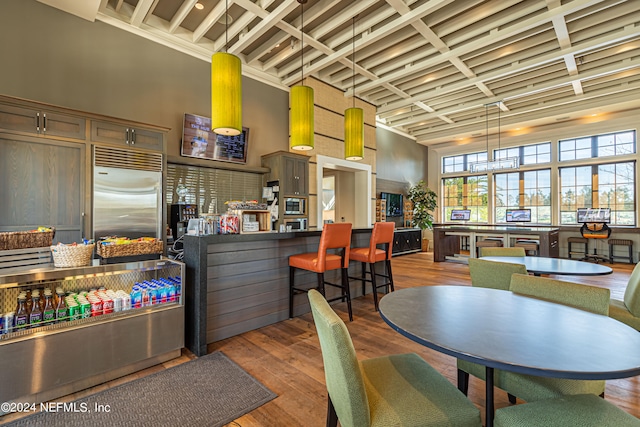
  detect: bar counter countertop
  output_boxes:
[182,227,377,356]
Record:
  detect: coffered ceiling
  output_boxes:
[45,0,640,147]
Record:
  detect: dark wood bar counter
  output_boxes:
[182,228,374,356]
[433,225,559,262]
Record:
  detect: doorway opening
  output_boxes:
[315,155,372,229]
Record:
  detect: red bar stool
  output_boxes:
[348,222,395,311]
[289,223,353,321]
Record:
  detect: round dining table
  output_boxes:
[481,255,612,276]
[379,285,640,427]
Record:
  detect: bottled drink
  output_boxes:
[55,290,68,323]
[30,295,43,328]
[43,292,55,325]
[15,295,29,330]
[25,290,33,313]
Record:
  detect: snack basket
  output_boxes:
[50,243,95,268]
[0,227,55,251]
[97,240,163,259]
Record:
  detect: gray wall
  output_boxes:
[0,0,289,169]
[376,126,429,191]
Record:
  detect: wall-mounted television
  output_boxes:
[577,208,610,223]
[450,209,471,221]
[380,192,403,217]
[181,113,249,164]
[506,209,531,222]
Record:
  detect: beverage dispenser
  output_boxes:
[170,204,198,239]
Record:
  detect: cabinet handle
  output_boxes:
[131,128,135,144]
[43,113,47,133]
[126,128,130,145]
[36,112,40,132]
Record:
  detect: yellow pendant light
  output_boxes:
[290,0,314,151]
[344,16,363,161]
[345,107,364,160]
[211,0,242,136]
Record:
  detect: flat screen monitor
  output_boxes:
[450,209,471,221]
[181,113,249,164]
[577,208,611,223]
[506,209,531,222]
[380,192,403,217]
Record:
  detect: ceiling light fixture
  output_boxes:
[344,16,364,161]
[194,2,204,10]
[210,0,242,136]
[468,101,519,173]
[290,0,314,151]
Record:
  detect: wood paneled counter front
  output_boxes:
[182,228,375,356]
[433,225,560,262]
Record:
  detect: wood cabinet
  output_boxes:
[0,102,86,140]
[262,151,309,197]
[0,135,85,244]
[392,229,422,256]
[91,120,164,151]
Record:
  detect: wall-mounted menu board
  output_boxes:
[181,113,249,164]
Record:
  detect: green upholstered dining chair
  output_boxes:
[307,289,482,427]
[609,262,640,331]
[479,246,526,257]
[468,258,528,291]
[493,394,640,427]
[457,259,528,397]
[458,273,610,404]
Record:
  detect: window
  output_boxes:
[494,142,551,165]
[442,175,488,222]
[442,152,487,173]
[559,161,635,225]
[559,131,635,161]
[495,170,551,223]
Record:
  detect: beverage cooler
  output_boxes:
[0,258,185,410]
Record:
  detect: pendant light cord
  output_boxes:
[225,0,229,53]
[352,17,356,108]
[300,1,304,85]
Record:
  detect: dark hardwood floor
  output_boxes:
[1,252,638,426]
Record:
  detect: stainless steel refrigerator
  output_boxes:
[93,147,163,240]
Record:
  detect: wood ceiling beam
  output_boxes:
[130,0,157,27]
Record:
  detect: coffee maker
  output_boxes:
[170,204,198,239]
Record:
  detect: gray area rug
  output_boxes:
[4,352,276,427]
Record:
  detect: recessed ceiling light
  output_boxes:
[195,2,204,10]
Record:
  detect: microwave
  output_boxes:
[284,218,308,231]
[284,198,306,215]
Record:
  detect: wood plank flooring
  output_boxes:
[1,252,638,426]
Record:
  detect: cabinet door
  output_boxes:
[0,136,85,243]
[91,120,129,145]
[129,127,163,151]
[0,103,40,134]
[295,158,308,196]
[41,111,86,140]
[283,156,298,196]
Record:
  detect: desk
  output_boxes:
[379,286,640,427]
[433,225,559,261]
[482,256,613,276]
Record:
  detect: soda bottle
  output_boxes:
[43,292,55,325]
[30,295,43,328]
[15,295,29,330]
[55,289,68,323]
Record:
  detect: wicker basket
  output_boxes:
[50,243,95,268]
[0,228,55,251]
[97,240,163,259]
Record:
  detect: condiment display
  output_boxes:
[0,276,181,336]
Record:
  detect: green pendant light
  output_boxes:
[211,0,242,136]
[290,0,314,151]
[344,16,363,160]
